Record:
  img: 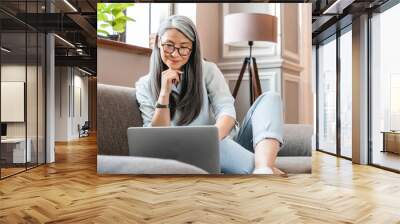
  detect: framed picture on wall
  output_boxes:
[1,81,25,122]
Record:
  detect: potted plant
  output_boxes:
[97,3,135,41]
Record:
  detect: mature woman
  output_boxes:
[136,15,284,174]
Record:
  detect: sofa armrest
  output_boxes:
[279,124,313,157]
[97,155,208,174]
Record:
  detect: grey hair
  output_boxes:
[149,15,203,125]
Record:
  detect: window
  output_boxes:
[317,37,337,155]
[390,74,400,130]
[125,3,196,48]
[315,24,353,159]
[339,28,352,158]
[174,3,197,25]
[371,2,400,171]
[125,3,151,47]
[150,3,173,33]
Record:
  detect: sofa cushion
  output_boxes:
[97,155,208,174]
[275,156,312,173]
[279,124,312,157]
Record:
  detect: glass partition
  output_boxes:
[38,32,45,165]
[0,0,46,179]
[1,31,28,178]
[27,31,38,169]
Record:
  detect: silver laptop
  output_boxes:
[127,126,220,174]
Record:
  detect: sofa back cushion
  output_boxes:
[97,84,143,155]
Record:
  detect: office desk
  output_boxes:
[1,138,31,163]
[381,131,400,155]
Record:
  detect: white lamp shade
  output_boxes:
[223,13,277,47]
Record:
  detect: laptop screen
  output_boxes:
[1,123,7,137]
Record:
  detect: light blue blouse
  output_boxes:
[135,60,237,129]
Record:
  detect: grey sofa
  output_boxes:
[97,84,312,174]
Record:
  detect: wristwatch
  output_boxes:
[155,102,169,109]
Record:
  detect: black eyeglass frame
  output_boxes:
[160,42,192,57]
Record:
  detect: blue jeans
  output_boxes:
[219,92,284,174]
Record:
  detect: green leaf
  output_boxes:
[97,3,105,11]
[100,23,110,29]
[104,4,113,13]
[115,4,133,11]
[113,23,125,33]
[97,29,110,36]
[97,3,135,35]
[113,4,124,10]
[111,8,122,17]
[114,17,128,25]
[97,13,107,22]
[114,11,125,19]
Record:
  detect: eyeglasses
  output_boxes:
[161,42,192,57]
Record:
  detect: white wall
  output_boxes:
[72,74,89,138]
[55,67,69,141]
[55,67,89,141]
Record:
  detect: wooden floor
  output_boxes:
[1,167,26,178]
[1,135,400,223]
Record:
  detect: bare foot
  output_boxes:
[272,167,288,177]
[253,167,274,174]
[253,166,287,176]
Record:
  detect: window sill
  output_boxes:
[97,38,152,56]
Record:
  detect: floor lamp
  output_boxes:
[224,13,277,105]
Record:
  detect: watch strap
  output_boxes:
[155,102,169,108]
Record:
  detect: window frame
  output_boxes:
[123,3,175,49]
[109,3,197,50]
[315,24,353,161]
[368,0,400,173]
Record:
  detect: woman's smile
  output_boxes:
[166,57,184,69]
[169,58,180,63]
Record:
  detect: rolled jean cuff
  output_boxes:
[253,132,284,149]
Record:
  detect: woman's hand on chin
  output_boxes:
[160,68,183,96]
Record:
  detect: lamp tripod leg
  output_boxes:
[232,57,262,105]
[251,57,262,99]
[248,58,254,104]
[232,57,249,99]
